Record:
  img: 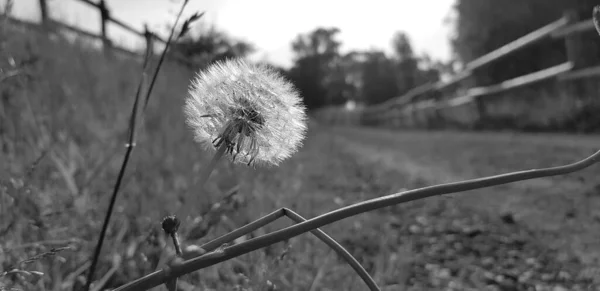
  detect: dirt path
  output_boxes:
[330,126,600,266]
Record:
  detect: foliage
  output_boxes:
[359,50,399,105]
[0,18,259,290]
[287,28,441,109]
[172,24,255,69]
[287,27,343,109]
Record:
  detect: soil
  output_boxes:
[323,125,600,290]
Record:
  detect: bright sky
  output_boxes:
[2,0,456,68]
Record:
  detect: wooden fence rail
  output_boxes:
[332,8,600,130]
[465,17,569,72]
[17,0,196,66]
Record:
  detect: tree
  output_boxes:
[288,27,344,109]
[417,53,442,83]
[391,32,419,95]
[287,28,442,108]
[360,50,399,105]
[336,51,365,104]
[173,25,254,68]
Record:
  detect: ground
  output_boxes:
[321,125,600,290]
[4,121,600,290]
[3,26,600,290]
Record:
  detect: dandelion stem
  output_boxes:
[195,143,227,191]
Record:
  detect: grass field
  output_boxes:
[2,23,600,291]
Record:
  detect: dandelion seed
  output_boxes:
[184,58,307,166]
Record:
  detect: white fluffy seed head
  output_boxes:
[184,58,307,166]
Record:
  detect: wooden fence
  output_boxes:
[5,0,196,66]
[318,9,600,131]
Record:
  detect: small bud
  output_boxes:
[161,215,180,235]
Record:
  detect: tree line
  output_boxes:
[173,0,600,111]
[173,25,442,111]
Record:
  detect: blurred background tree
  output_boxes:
[286,28,441,109]
[287,27,343,109]
[173,24,255,68]
[391,32,418,95]
[359,50,398,105]
[171,0,600,112]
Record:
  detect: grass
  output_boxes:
[1,17,385,291]
[2,15,600,291]
[1,20,231,290]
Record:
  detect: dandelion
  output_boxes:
[184,58,307,167]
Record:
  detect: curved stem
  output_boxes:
[199,209,283,253]
[283,208,379,291]
[197,208,379,290]
[114,149,600,291]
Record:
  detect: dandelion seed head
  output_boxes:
[184,58,307,166]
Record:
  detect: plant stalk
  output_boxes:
[114,148,600,291]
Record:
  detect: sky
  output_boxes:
[2,0,456,68]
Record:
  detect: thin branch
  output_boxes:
[142,0,189,111]
[198,209,284,253]
[113,148,600,291]
[83,51,150,291]
[84,2,192,289]
[119,206,380,291]
[283,208,379,291]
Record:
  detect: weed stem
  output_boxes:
[171,233,182,256]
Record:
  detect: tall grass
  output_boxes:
[0,16,243,290]
[0,22,375,288]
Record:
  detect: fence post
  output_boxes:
[37,0,49,27]
[563,9,585,69]
[98,0,112,56]
[429,90,444,128]
[409,105,417,128]
[144,23,154,58]
[562,9,589,110]
[467,75,485,129]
